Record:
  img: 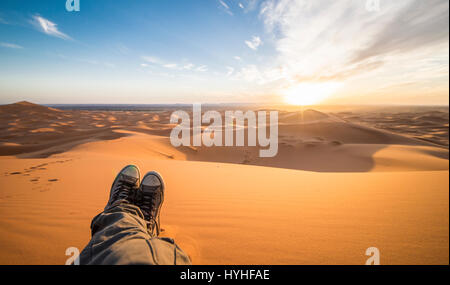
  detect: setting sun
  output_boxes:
[283,82,342,106]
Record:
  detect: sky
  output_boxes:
[0,0,448,105]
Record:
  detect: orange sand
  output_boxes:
[0,102,448,264]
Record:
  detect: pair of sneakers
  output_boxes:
[105,165,165,236]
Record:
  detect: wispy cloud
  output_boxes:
[31,15,71,40]
[219,0,230,9]
[142,56,207,72]
[234,56,242,61]
[0,42,23,49]
[351,0,449,63]
[183,63,195,70]
[245,36,262,50]
[219,0,233,16]
[163,63,178,69]
[238,0,449,99]
[196,65,208,72]
[235,65,266,84]
[226,66,234,76]
[240,0,260,13]
[142,56,178,69]
[142,56,163,65]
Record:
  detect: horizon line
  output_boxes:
[1,101,449,108]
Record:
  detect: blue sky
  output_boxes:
[0,0,448,105]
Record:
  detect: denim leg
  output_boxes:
[79,202,191,265]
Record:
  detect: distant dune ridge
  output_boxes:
[0,101,447,170]
[0,101,448,264]
[0,101,63,114]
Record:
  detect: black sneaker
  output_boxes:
[138,171,165,236]
[105,165,140,210]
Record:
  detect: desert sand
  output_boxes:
[0,101,448,264]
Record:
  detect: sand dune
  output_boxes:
[0,101,63,114]
[335,106,449,147]
[0,102,448,264]
[0,102,447,170]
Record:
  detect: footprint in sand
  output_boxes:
[330,140,342,146]
[48,179,58,182]
[53,159,72,164]
[28,163,48,171]
[305,142,320,148]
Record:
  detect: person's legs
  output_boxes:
[79,165,191,265]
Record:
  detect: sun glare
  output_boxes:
[283,82,342,106]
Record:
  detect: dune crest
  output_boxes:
[0,101,63,114]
